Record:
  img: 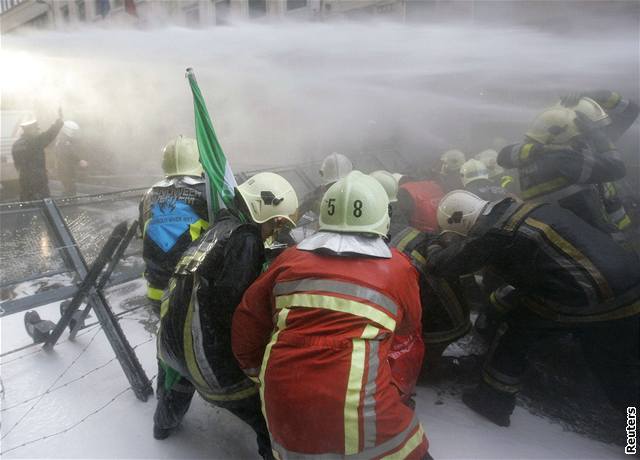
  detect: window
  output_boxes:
[248,0,266,18]
[215,0,230,25]
[60,4,70,22]
[76,0,86,21]
[184,5,200,26]
[286,0,307,10]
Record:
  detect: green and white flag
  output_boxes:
[186,68,237,214]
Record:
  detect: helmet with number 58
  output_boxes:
[319,170,390,237]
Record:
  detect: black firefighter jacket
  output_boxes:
[425,199,640,323]
[157,209,264,402]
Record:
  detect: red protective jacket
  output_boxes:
[233,246,429,459]
[398,181,444,232]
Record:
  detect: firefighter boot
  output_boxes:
[462,381,515,427]
[153,425,172,440]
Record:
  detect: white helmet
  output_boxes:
[369,170,398,203]
[475,149,504,178]
[437,190,488,236]
[460,159,489,187]
[392,172,403,183]
[162,135,203,177]
[319,152,353,186]
[525,107,579,145]
[237,172,299,226]
[61,120,80,138]
[319,170,389,237]
[441,149,466,173]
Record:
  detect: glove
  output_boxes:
[574,111,613,152]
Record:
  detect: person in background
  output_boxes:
[233,171,431,460]
[54,120,88,196]
[424,190,640,427]
[475,149,518,195]
[139,136,209,306]
[497,95,627,234]
[395,169,445,235]
[154,172,298,460]
[561,90,639,249]
[369,169,400,237]
[460,159,508,202]
[439,149,466,192]
[297,151,353,218]
[11,109,64,201]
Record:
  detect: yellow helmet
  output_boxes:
[525,107,580,145]
[475,149,504,178]
[237,172,299,226]
[460,159,489,187]
[162,135,203,177]
[441,150,466,173]
[572,96,611,129]
[319,171,390,237]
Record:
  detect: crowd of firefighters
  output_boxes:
[12,89,640,459]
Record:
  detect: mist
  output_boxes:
[1,6,639,183]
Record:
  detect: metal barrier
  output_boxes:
[0,151,411,318]
[0,188,147,317]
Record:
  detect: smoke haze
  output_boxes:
[1,5,638,183]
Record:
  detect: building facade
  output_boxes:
[1,0,406,33]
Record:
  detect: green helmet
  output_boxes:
[319,170,390,237]
[237,172,299,226]
[441,149,466,173]
[460,159,489,187]
[525,107,580,145]
[162,135,203,177]
[369,170,398,203]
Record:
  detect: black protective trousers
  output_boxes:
[153,363,273,459]
[485,309,640,411]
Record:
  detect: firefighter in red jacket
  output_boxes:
[232,171,431,460]
[396,173,445,234]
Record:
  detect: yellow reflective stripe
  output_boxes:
[260,308,290,434]
[183,300,209,390]
[410,249,426,267]
[525,218,613,299]
[160,298,170,318]
[275,294,396,331]
[396,228,420,253]
[500,175,514,189]
[521,177,568,200]
[344,324,380,454]
[519,143,535,161]
[501,202,540,233]
[147,285,164,301]
[381,425,425,460]
[189,218,209,241]
[617,214,631,230]
[198,385,257,402]
[482,369,520,394]
[522,296,640,323]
